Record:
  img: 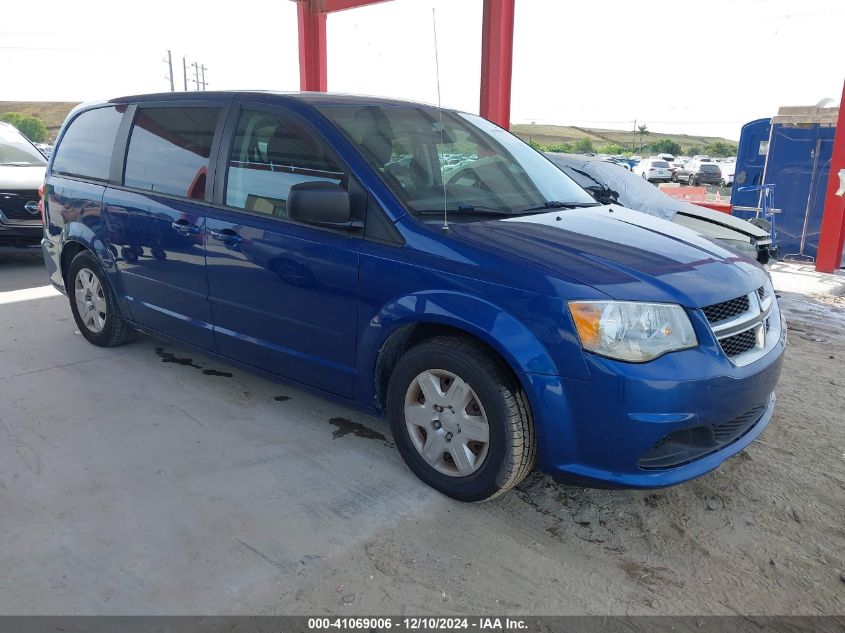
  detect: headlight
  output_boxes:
[568,301,698,362]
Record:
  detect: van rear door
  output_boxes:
[102,102,226,350]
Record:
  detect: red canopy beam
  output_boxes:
[296,0,391,92]
[297,2,327,91]
[479,0,515,130]
[816,78,845,272]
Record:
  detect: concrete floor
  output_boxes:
[1,253,842,616]
[0,253,444,613]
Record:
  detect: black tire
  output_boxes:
[67,250,139,347]
[671,173,678,182]
[386,336,536,502]
[689,175,696,186]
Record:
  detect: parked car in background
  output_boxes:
[0,122,46,250]
[719,160,736,187]
[657,153,676,163]
[692,155,713,163]
[673,161,723,185]
[34,143,53,158]
[633,157,672,183]
[602,157,631,170]
[42,92,785,501]
[545,153,774,263]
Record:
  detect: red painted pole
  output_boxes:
[297,1,327,92]
[816,79,845,272]
[479,0,515,130]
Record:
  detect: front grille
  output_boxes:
[0,190,40,221]
[712,405,765,443]
[719,328,758,357]
[638,402,768,470]
[0,233,41,248]
[703,295,750,324]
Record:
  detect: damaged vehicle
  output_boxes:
[545,152,774,263]
[43,93,785,501]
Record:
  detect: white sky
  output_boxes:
[1,0,843,140]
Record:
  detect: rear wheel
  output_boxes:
[68,250,138,347]
[386,336,536,502]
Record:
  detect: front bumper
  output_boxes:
[526,316,786,488]
[0,221,41,250]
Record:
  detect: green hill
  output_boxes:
[510,123,737,155]
[0,101,80,140]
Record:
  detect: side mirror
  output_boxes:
[287,181,352,228]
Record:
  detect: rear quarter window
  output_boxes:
[123,107,221,199]
[51,106,124,181]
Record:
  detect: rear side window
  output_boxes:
[123,107,221,199]
[224,109,344,218]
[52,106,123,181]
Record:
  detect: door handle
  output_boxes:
[209,228,243,243]
[171,220,200,236]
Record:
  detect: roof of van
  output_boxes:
[102,91,440,109]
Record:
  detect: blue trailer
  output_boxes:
[733,106,839,262]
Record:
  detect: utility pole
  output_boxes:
[182,56,188,91]
[191,62,200,91]
[632,119,637,153]
[164,50,174,91]
[200,64,207,91]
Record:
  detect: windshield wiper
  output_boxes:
[514,200,600,213]
[415,204,514,216]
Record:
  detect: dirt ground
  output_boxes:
[1,255,843,616]
[241,278,845,616]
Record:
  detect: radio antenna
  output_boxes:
[432,7,448,231]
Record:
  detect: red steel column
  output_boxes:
[816,79,845,272]
[297,0,328,92]
[479,0,515,130]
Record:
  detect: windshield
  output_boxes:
[316,104,596,217]
[0,125,47,166]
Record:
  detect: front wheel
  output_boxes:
[689,175,697,186]
[386,336,536,502]
[68,250,139,347]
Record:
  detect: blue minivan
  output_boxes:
[41,92,785,501]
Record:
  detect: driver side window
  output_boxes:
[225,109,345,218]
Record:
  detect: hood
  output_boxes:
[544,152,769,241]
[676,205,769,240]
[449,204,767,307]
[0,165,46,190]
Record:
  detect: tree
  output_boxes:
[648,139,681,156]
[597,143,626,155]
[685,145,703,156]
[573,138,594,154]
[637,124,649,151]
[0,112,48,143]
[703,141,738,158]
